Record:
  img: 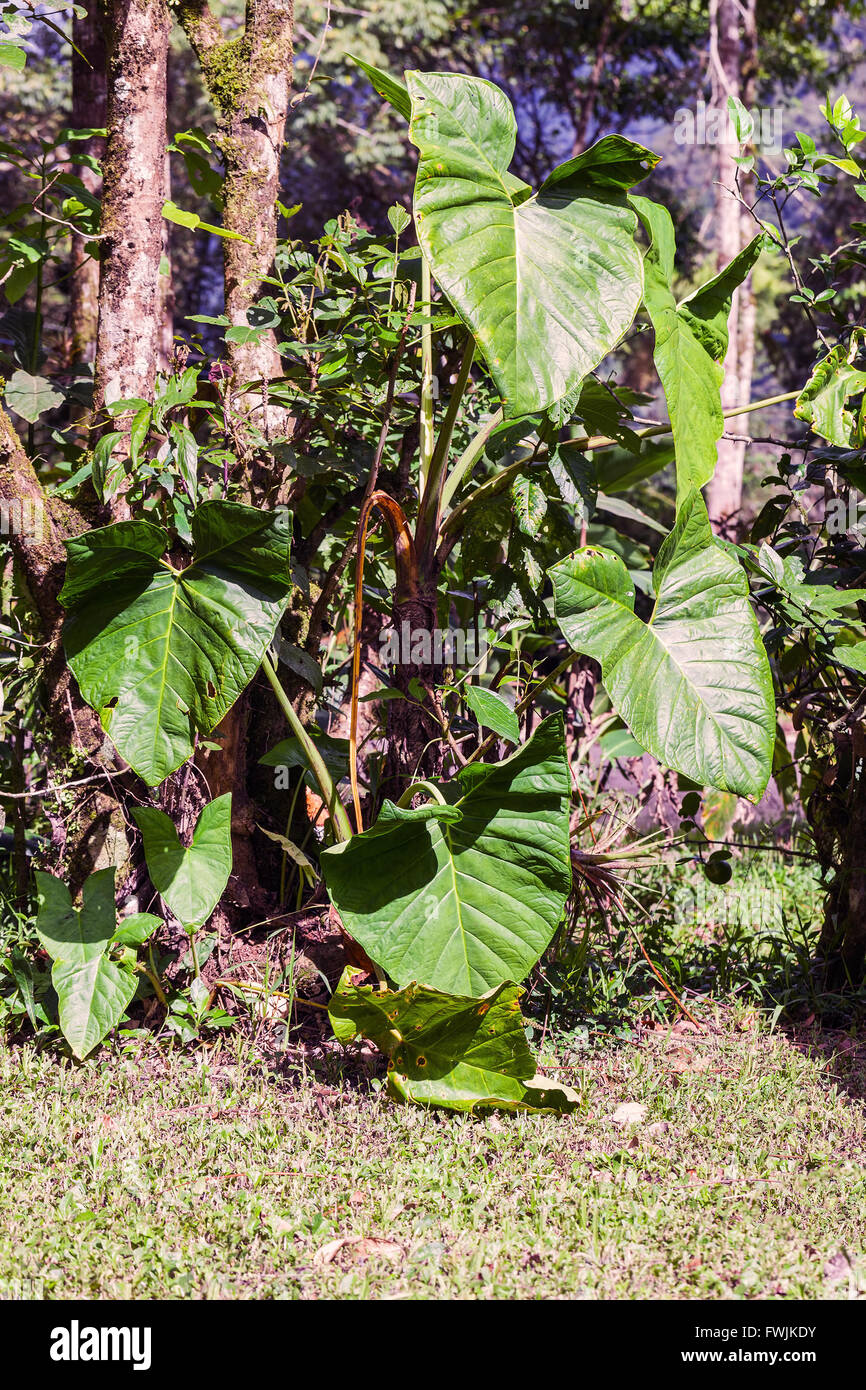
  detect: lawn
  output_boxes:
[2,1001,864,1300]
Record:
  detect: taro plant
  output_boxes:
[34,867,160,1059]
[327,62,777,817]
[133,793,233,975]
[45,64,792,1103]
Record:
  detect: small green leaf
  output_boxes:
[794,329,866,447]
[111,912,162,947]
[387,204,411,235]
[92,430,126,503]
[510,474,547,537]
[0,42,26,71]
[463,684,520,743]
[162,200,250,242]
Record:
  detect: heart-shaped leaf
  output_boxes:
[133,794,232,930]
[321,715,572,995]
[549,491,774,799]
[61,501,293,785]
[329,971,578,1113]
[35,868,136,1060]
[5,369,65,423]
[403,70,654,416]
[631,196,764,506]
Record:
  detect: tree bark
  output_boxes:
[706,0,758,534]
[173,0,293,434]
[69,2,106,367]
[93,0,170,513]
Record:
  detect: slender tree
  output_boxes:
[172,0,293,429]
[706,0,758,530]
[69,2,106,367]
[93,0,170,512]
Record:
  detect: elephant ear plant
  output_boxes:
[322,716,580,1112]
[52,65,782,1109]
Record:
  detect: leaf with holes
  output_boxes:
[549,490,774,799]
[321,716,571,994]
[511,475,547,537]
[329,971,578,1113]
[794,329,866,446]
[34,868,136,1060]
[133,794,232,930]
[61,501,293,786]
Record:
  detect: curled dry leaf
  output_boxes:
[314,1235,404,1267]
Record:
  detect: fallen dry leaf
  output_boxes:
[646,1120,670,1138]
[314,1235,404,1268]
[611,1102,647,1126]
[823,1251,852,1284]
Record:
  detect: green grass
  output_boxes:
[2,1004,865,1300]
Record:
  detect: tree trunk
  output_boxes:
[93,0,169,517]
[810,724,866,985]
[69,2,106,367]
[159,148,175,372]
[175,0,293,435]
[706,0,758,534]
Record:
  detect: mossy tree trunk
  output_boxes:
[173,0,293,436]
[171,0,294,902]
[69,1,106,369]
[93,0,170,519]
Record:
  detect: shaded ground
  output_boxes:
[2,1003,864,1300]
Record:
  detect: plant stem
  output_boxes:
[188,929,200,979]
[395,779,448,808]
[418,255,435,492]
[416,338,475,564]
[143,948,168,1009]
[439,407,504,513]
[440,389,802,545]
[262,652,353,843]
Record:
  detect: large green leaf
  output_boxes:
[329,971,578,1114]
[61,502,293,786]
[321,716,572,994]
[35,869,136,1060]
[403,71,654,416]
[549,491,774,799]
[133,794,232,930]
[794,329,866,446]
[631,196,764,506]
